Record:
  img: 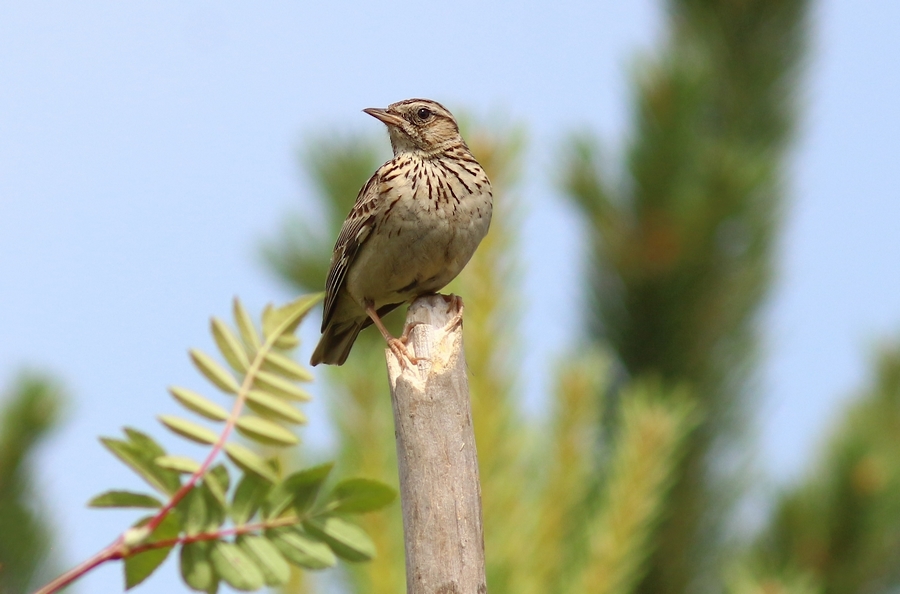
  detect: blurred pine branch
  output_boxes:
[572,380,697,594]
[0,372,64,594]
[751,341,900,594]
[563,0,810,591]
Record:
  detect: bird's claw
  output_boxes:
[441,294,465,332]
[388,335,421,368]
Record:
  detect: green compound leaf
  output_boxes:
[238,534,290,587]
[155,455,202,474]
[88,490,163,509]
[261,351,314,382]
[180,540,218,593]
[326,478,397,514]
[158,415,219,445]
[209,540,265,591]
[235,416,299,447]
[231,472,272,525]
[268,527,336,570]
[304,516,376,562]
[245,390,307,424]
[101,433,180,496]
[252,371,312,401]
[211,317,250,374]
[225,443,278,483]
[124,512,180,589]
[169,387,229,422]
[190,349,240,394]
[266,463,333,518]
[233,298,261,354]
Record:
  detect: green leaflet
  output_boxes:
[235,415,300,447]
[326,478,397,514]
[178,487,208,537]
[180,541,217,593]
[272,333,300,350]
[190,349,240,394]
[252,371,312,401]
[158,415,218,445]
[204,464,230,507]
[265,463,333,518]
[209,540,265,591]
[238,534,291,587]
[155,455,202,474]
[260,293,323,340]
[231,472,272,525]
[245,390,307,424]
[304,516,376,562]
[101,432,180,495]
[225,443,278,483]
[123,513,180,589]
[201,482,227,532]
[233,297,261,354]
[268,527,336,570]
[211,317,250,374]
[261,351,314,382]
[169,387,229,422]
[88,490,163,509]
[124,428,166,458]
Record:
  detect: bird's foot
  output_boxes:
[387,334,422,368]
[441,294,465,332]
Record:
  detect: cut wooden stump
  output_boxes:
[386,294,487,594]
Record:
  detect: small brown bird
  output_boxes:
[310,98,493,366]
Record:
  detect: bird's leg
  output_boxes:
[441,294,465,332]
[364,301,421,366]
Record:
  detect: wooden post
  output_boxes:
[386,294,487,594]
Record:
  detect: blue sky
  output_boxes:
[1,1,898,592]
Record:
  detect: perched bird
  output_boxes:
[310,98,493,366]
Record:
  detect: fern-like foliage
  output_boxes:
[38,295,396,594]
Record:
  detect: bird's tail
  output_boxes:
[310,318,366,366]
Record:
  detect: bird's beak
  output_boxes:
[363,107,404,127]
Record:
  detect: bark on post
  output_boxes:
[386,294,487,594]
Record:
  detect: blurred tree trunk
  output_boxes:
[564,0,809,592]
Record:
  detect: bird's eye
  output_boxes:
[417,107,433,120]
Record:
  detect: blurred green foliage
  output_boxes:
[0,373,64,594]
[751,343,900,594]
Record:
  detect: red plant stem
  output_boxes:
[127,515,300,555]
[32,539,125,594]
[32,516,301,594]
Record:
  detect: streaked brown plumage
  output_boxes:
[310,98,493,366]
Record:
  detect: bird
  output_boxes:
[310,98,493,366]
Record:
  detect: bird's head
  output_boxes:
[364,98,464,157]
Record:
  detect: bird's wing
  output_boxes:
[321,169,383,331]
